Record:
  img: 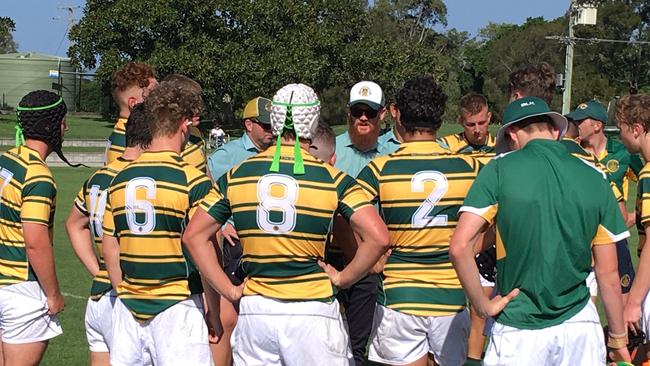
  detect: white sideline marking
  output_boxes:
[62,292,87,300]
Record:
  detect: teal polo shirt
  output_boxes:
[335,130,401,177]
[207,133,260,181]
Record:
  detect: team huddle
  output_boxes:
[1,60,650,366]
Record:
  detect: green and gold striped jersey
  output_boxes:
[102,151,213,321]
[437,132,496,154]
[357,141,479,317]
[199,145,372,301]
[180,126,207,173]
[437,132,495,167]
[561,138,624,202]
[106,117,127,164]
[636,163,650,253]
[74,157,131,300]
[0,146,56,287]
[107,119,206,172]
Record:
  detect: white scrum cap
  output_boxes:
[270,83,320,140]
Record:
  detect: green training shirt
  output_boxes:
[461,139,629,330]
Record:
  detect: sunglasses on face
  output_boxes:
[350,107,379,119]
[252,119,272,130]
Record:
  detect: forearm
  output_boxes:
[187,239,236,298]
[627,235,650,307]
[597,267,626,334]
[338,237,386,287]
[66,223,99,276]
[26,241,61,298]
[102,236,122,289]
[451,240,489,314]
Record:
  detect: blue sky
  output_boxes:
[5,0,569,57]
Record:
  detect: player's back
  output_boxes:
[106,117,127,164]
[215,146,368,301]
[485,139,623,328]
[0,146,56,286]
[103,151,212,321]
[75,157,130,299]
[357,141,479,316]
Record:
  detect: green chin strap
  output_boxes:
[269,99,320,175]
[15,98,64,147]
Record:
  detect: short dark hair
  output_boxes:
[459,92,488,123]
[125,103,152,149]
[396,76,447,133]
[508,62,556,105]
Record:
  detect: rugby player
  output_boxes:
[182,83,390,366]
[101,81,238,365]
[450,96,631,365]
[0,90,67,364]
[357,76,475,365]
[106,62,158,164]
[65,103,151,366]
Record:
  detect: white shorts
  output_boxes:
[232,295,353,366]
[586,270,598,297]
[110,294,211,366]
[484,301,605,366]
[0,281,62,344]
[368,305,470,365]
[85,290,117,353]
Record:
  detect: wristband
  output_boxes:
[607,332,628,349]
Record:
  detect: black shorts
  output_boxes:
[222,238,245,285]
[616,238,635,293]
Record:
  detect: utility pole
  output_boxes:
[57,2,80,39]
[562,0,577,114]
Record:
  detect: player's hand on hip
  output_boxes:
[222,223,239,246]
[317,259,344,288]
[483,288,519,318]
[623,302,641,334]
[46,292,65,315]
[225,278,247,303]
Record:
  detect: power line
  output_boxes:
[545,35,650,46]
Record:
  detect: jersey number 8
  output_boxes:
[256,174,298,234]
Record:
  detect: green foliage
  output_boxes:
[0,16,17,54]
[68,0,462,121]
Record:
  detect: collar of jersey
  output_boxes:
[461,132,495,147]
[16,145,45,163]
[259,144,312,158]
[399,140,450,154]
[139,150,182,160]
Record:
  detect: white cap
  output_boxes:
[349,81,384,110]
[270,83,320,139]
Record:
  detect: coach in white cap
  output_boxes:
[330,81,400,365]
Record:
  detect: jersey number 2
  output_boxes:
[411,171,448,228]
[256,174,298,234]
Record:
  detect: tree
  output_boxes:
[0,17,18,54]
[68,0,466,125]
